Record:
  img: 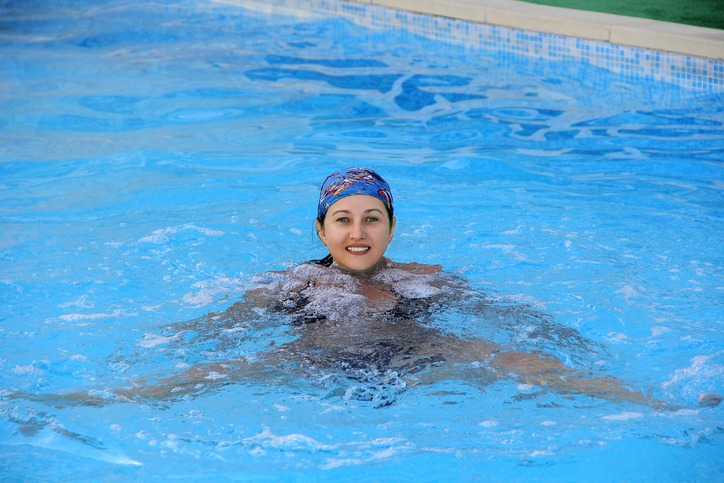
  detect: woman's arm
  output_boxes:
[447,338,715,409]
[489,349,663,407]
[23,356,282,408]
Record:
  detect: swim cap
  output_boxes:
[317,167,394,221]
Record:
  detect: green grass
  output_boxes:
[519,0,724,29]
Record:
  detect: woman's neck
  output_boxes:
[330,257,392,276]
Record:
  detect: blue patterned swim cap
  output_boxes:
[317,167,394,221]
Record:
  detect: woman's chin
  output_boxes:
[334,256,383,273]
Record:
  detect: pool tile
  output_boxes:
[216,0,724,91]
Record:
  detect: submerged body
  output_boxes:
[43,258,671,409]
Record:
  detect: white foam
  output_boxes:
[181,288,216,308]
[183,223,224,236]
[180,275,248,308]
[12,364,44,376]
[138,333,175,348]
[321,457,364,469]
[303,288,368,319]
[529,449,555,457]
[281,264,374,318]
[58,295,94,309]
[58,309,122,322]
[616,284,641,304]
[662,351,723,396]
[605,332,630,344]
[142,303,164,312]
[656,409,698,417]
[138,228,172,244]
[138,223,224,244]
[371,265,445,299]
[251,262,465,320]
[602,411,643,421]
[321,438,413,469]
[244,427,335,452]
[204,371,228,380]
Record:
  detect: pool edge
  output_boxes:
[359,0,724,61]
[214,0,724,90]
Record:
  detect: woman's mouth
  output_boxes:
[346,246,370,254]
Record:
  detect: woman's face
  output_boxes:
[316,195,396,273]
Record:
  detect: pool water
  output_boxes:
[1,0,722,480]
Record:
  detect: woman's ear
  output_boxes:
[389,216,397,240]
[315,220,327,246]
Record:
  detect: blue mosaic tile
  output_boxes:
[245,0,724,91]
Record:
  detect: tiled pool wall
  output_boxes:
[218,0,724,91]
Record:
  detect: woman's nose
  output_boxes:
[350,221,366,239]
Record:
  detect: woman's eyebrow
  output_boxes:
[330,208,384,216]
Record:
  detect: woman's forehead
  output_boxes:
[327,195,388,213]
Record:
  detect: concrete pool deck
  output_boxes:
[348,0,724,60]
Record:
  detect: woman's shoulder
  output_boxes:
[387,260,443,275]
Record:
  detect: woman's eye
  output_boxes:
[336,217,350,223]
[365,216,379,222]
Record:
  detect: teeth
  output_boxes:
[347,247,369,252]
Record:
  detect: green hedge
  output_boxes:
[519,0,724,29]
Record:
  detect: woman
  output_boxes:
[33,168,721,409]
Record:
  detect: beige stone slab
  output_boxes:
[611,22,724,60]
[373,0,488,24]
[485,3,614,40]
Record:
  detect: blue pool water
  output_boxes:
[1,0,723,480]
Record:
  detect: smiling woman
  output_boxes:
[314,168,397,273]
[25,168,721,412]
[1,0,722,478]
[316,194,396,272]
